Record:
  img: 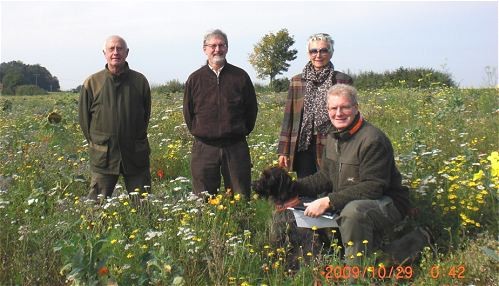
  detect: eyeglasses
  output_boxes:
[309,48,330,56]
[328,105,355,114]
[204,44,227,50]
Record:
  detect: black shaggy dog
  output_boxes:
[252,167,334,270]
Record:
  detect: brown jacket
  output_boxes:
[183,63,258,146]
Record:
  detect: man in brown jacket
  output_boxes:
[183,29,258,200]
[79,35,152,199]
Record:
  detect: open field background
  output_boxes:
[0,87,497,285]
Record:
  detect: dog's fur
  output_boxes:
[253,167,333,270]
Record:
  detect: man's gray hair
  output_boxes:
[103,35,128,51]
[327,84,358,105]
[307,33,334,53]
[203,29,228,47]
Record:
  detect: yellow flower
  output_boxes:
[347,241,354,246]
[362,240,368,244]
[473,170,484,181]
[127,253,134,259]
[111,239,117,244]
[356,252,363,257]
[488,151,499,178]
[234,193,241,201]
[311,226,318,231]
[208,195,221,205]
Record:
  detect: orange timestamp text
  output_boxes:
[320,264,466,281]
[320,265,414,281]
[428,264,465,279]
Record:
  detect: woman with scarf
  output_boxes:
[277,33,353,178]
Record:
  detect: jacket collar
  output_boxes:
[331,113,364,141]
[105,62,130,79]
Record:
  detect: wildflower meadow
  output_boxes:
[0,85,497,285]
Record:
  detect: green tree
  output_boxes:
[1,69,23,95]
[0,61,60,94]
[249,29,297,88]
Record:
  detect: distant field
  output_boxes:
[0,87,497,285]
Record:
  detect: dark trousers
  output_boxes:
[88,168,151,200]
[294,136,318,178]
[190,139,251,199]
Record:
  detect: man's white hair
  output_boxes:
[103,35,128,51]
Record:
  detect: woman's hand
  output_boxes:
[278,155,289,169]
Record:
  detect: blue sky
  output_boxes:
[1,1,497,90]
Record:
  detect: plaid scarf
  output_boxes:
[298,61,335,151]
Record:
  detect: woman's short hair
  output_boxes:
[307,33,334,53]
[327,84,358,105]
[203,29,228,47]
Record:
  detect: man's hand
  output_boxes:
[303,197,330,218]
[278,155,289,169]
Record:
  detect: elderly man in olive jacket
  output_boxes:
[79,35,152,199]
[296,84,410,264]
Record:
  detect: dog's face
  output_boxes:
[252,167,297,204]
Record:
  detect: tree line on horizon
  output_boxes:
[0,61,60,95]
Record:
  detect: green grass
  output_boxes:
[0,86,497,285]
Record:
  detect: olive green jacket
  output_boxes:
[297,116,411,217]
[78,63,151,175]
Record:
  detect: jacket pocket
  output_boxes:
[338,158,360,186]
[89,137,109,168]
[133,138,150,168]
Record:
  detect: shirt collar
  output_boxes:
[208,63,224,76]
